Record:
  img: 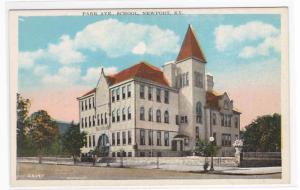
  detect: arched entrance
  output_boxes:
[97,134,110,157]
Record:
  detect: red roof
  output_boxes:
[206,91,223,109]
[176,25,207,63]
[80,88,96,98]
[107,61,169,86]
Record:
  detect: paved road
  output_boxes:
[17,163,281,180]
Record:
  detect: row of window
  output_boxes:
[85,135,96,148]
[80,96,95,111]
[112,151,132,157]
[140,85,169,104]
[81,112,108,128]
[177,72,189,88]
[139,107,170,123]
[111,131,132,146]
[111,84,132,102]
[139,129,170,146]
[212,113,239,128]
[112,107,132,123]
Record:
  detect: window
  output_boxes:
[181,116,185,123]
[112,152,116,157]
[195,127,199,141]
[225,115,228,127]
[178,72,189,88]
[128,152,132,157]
[85,117,87,128]
[93,115,95,126]
[140,129,145,145]
[196,102,202,123]
[222,134,231,146]
[221,114,224,126]
[92,97,95,108]
[117,132,120,145]
[112,110,115,123]
[121,108,125,121]
[116,88,120,101]
[229,116,232,127]
[127,106,131,120]
[122,86,126,99]
[128,131,132,145]
[140,85,145,99]
[156,109,161,123]
[85,99,87,110]
[157,131,161,146]
[148,108,153,121]
[176,115,179,125]
[224,100,229,110]
[89,116,91,127]
[148,130,153,145]
[186,72,189,86]
[81,101,84,111]
[112,133,115,146]
[112,89,115,102]
[105,112,107,124]
[164,90,169,104]
[81,118,84,128]
[85,136,88,147]
[140,152,145,157]
[89,98,91,109]
[88,136,91,147]
[122,131,126,145]
[92,135,95,147]
[212,113,216,125]
[164,132,169,146]
[127,84,131,98]
[156,88,161,102]
[164,110,169,123]
[148,86,152,100]
[194,72,203,88]
[184,116,188,123]
[235,118,239,128]
[140,107,145,120]
[116,109,120,122]
[97,114,100,126]
[213,132,217,145]
[101,114,103,125]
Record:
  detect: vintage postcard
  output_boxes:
[9,6,289,187]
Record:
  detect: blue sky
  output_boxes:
[18,14,282,126]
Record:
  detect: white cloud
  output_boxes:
[132,42,146,55]
[82,66,118,84]
[74,19,179,57]
[33,65,48,76]
[42,66,81,87]
[19,49,45,69]
[239,35,281,58]
[215,21,279,51]
[48,35,85,65]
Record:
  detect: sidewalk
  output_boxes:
[18,159,282,175]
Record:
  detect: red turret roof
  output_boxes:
[176,25,207,63]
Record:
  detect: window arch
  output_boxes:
[148,108,153,121]
[156,109,161,123]
[196,101,202,124]
[127,106,132,120]
[140,107,145,120]
[122,108,126,121]
[164,110,169,123]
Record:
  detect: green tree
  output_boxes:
[16,93,31,156]
[243,113,281,152]
[26,110,59,163]
[62,122,87,164]
[194,139,219,157]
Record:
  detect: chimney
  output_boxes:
[206,74,214,91]
[163,61,176,88]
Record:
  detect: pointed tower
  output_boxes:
[176,24,207,63]
[175,25,207,150]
